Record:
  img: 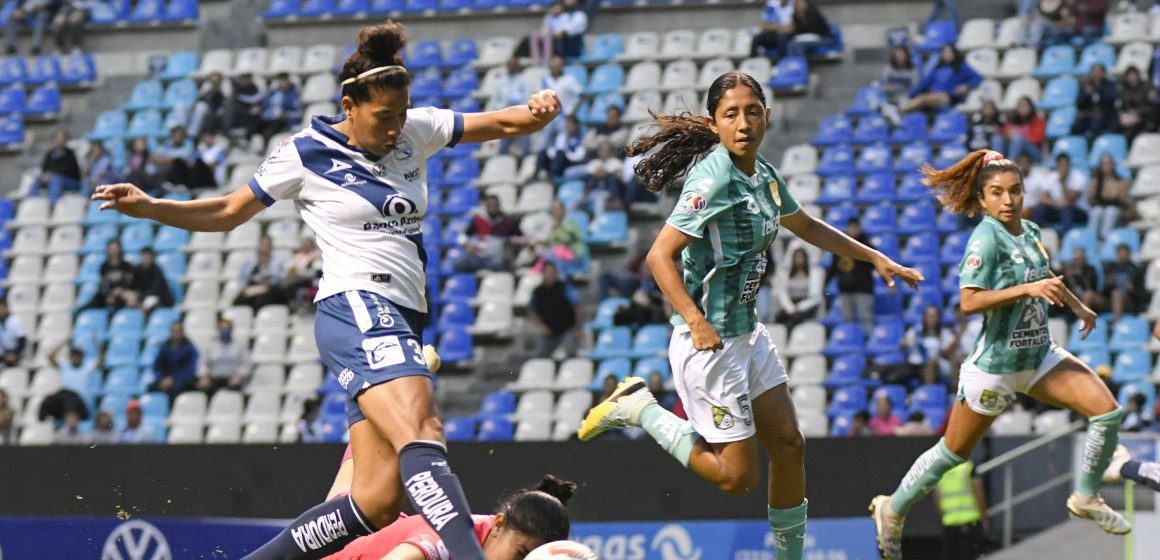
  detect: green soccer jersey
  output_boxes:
[666,145,800,338]
[959,215,1053,374]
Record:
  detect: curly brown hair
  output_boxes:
[627,71,767,192]
[922,149,1023,216]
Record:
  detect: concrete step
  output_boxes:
[982,519,1123,560]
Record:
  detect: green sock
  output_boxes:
[889,438,964,516]
[639,403,699,467]
[1078,407,1124,497]
[768,500,807,560]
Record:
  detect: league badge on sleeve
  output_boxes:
[682,192,707,214]
[966,255,982,270]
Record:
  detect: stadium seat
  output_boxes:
[1113,350,1151,384]
[0,112,26,148]
[1109,316,1150,353]
[1067,317,1109,354]
[588,211,628,246]
[1039,76,1079,112]
[957,19,994,50]
[865,321,905,357]
[585,63,625,95]
[507,359,555,392]
[1074,349,1111,372]
[1045,106,1077,139]
[855,173,894,205]
[827,386,868,418]
[588,326,632,360]
[0,84,23,115]
[159,51,198,81]
[1073,43,1116,77]
[1100,227,1140,262]
[779,144,818,177]
[1089,133,1128,169]
[815,145,853,177]
[1107,12,1150,45]
[24,83,60,117]
[898,203,937,235]
[933,143,969,170]
[822,322,864,357]
[811,115,852,147]
[844,85,883,117]
[0,57,26,85]
[556,358,593,389]
[991,408,1033,436]
[1127,133,1160,169]
[891,113,929,145]
[1112,41,1153,76]
[1057,227,1099,264]
[60,52,96,86]
[895,173,930,203]
[579,33,624,64]
[852,115,889,145]
[909,384,948,413]
[1032,45,1075,79]
[769,56,808,92]
[854,143,891,174]
[928,111,967,144]
[102,366,142,398]
[859,202,896,236]
[965,48,998,79]
[901,232,940,266]
[918,20,956,54]
[477,417,514,441]
[513,390,554,422]
[163,0,198,21]
[630,325,670,359]
[823,354,867,388]
[438,329,474,364]
[876,385,909,417]
[26,55,60,86]
[999,77,1041,112]
[995,47,1037,80]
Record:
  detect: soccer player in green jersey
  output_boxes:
[869,150,1131,560]
[575,71,924,560]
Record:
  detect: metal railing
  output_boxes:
[975,419,1086,547]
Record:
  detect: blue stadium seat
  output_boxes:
[439,216,469,248]
[472,0,503,9]
[128,0,165,22]
[0,84,23,114]
[443,157,479,186]
[902,232,940,265]
[932,142,967,169]
[87,110,127,141]
[896,173,930,203]
[263,0,299,18]
[928,111,967,143]
[440,39,476,69]
[1074,349,1111,373]
[875,385,908,416]
[333,0,370,14]
[1112,350,1151,384]
[111,308,146,342]
[120,221,154,253]
[579,34,624,64]
[151,225,189,253]
[816,174,854,206]
[0,112,23,148]
[594,358,631,387]
[77,253,105,284]
[909,384,948,412]
[556,179,586,209]
[441,274,477,303]
[589,326,633,360]
[1073,43,1115,76]
[811,115,852,147]
[633,357,671,381]
[319,374,345,394]
[369,0,403,12]
[588,211,627,245]
[437,301,473,334]
[103,366,142,398]
[1088,133,1127,168]
[439,188,479,216]
[158,51,197,81]
[913,262,942,291]
[439,329,474,364]
[941,266,960,296]
[869,233,901,262]
[769,56,808,91]
[824,204,858,228]
[74,308,110,342]
[828,411,857,436]
[940,231,969,265]
[903,288,943,325]
[844,85,883,117]
[855,173,895,205]
[403,0,437,12]
[477,417,514,441]
[75,282,99,313]
[822,322,865,356]
[449,96,479,113]
[155,252,185,289]
[125,108,164,139]
[0,57,26,85]
[630,325,670,359]
[587,297,628,331]
[60,52,96,86]
[1067,316,1108,354]
[898,203,936,235]
[1117,382,1155,417]
[1057,227,1099,263]
[823,354,867,388]
[935,209,964,234]
[479,391,516,416]
[894,141,930,174]
[1045,106,1076,139]
[26,55,60,85]
[917,20,956,54]
[300,0,336,16]
[1032,45,1076,79]
[89,0,130,24]
[828,386,868,417]
[1100,227,1140,262]
[890,112,928,145]
[442,66,478,99]
[815,145,854,176]
[852,115,889,145]
[163,0,198,21]
[410,67,443,99]
[866,321,905,356]
[161,80,197,111]
[1039,76,1078,111]
[1050,135,1089,169]
[80,224,118,254]
[24,83,60,117]
[1109,315,1150,353]
[408,40,442,69]
[145,308,179,340]
[444,416,477,441]
[105,335,142,368]
[585,64,625,95]
[581,93,625,126]
[861,202,897,235]
[855,143,892,174]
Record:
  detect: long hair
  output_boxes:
[627,71,767,192]
[922,149,1023,216]
[496,475,576,543]
[338,22,410,103]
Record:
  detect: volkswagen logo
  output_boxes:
[102,520,172,560]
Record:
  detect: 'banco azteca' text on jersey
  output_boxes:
[248,108,464,313]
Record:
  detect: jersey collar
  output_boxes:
[982,214,1025,241]
[311,114,381,159]
[713,144,772,187]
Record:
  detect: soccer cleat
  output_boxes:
[869,495,904,560]
[577,376,654,441]
[1102,445,1131,483]
[1066,493,1132,535]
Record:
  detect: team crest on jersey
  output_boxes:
[394,140,413,161]
[966,255,982,269]
[711,406,734,429]
[684,192,707,213]
[372,162,387,177]
[979,389,1004,410]
[769,180,781,207]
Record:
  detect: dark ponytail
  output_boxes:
[497,475,576,543]
[339,21,410,103]
[628,71,767,192]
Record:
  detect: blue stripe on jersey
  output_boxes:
[248,178,276,207]
[311,114,379,159]
[407,232,428,268]
[294,135,405,216]
[448,112,464,148]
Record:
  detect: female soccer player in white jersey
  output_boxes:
[576,71,924,560]
[92,22,561,560]
[869,150,1130,560]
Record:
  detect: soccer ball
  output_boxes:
[524,540,598,560]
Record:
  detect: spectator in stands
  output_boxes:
[156,128,224,191]
[455,194,522,273]
[773,246,823,330]
[49,340,103,404]
[534,200,587,277]
[1060,247,1104,315]
[90,409,116,444]
[51,0,88,53]
[282,237,322,312]
[902,44,981,114]
[0,299,27,367]
[81,239,137,310]
[491,58,532,155]
[1070,0,1110,37]
[83,140,116,192]
[1117,66,1154,141]
[3,0,60,56]
[925,0,958,30]
[1019,0,1072,46]
[0,388,14,444]
[599,232,655,301]
[1088,154,1133,239]
[828,218,875,331]
[894,411,934,436]
[584,141,625,211]
[1121,393,1149,432]
[536,56,583,152]
[118,398,155,443]
[29,130,81,204]
[131,247,174,315]
[190,72,231,137]
[1104,244,1147,321]
[1001,96,1046,163]
[944,304,981,387]
[517,2,560,62]
[54,409,88,445]
[967,100,1005,153]
[877,46,919,108]
[1072,63,1118,139]
[750,0,832,59]
[297,396,323,443]
[612,289,666,328]
[190,130,227,189]
[537,115,586,181]
[527,261,582,358]
[234,235,287,311]
[903,305,953,386]
[870,393,901,436]
[196,317,250,395]
[584,106,628,156]
[646,371,676,411]
[260,73,304,140]
[150,125,195,190]
[122,137,159,193]
[223,72,264,139]
[148,322,199,402]
[849,411,873,436]
[621,153,659,206]
[1027,153,1088,231]
[553,0,588,59]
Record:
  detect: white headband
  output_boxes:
[341,65,407,86]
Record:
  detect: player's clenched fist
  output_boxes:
[528,89,562,121]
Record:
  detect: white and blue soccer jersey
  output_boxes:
[248,107,464,313]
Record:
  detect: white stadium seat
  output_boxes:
[1112,41,1153,76]
[194,49,233,79]
[513,390,554,421]
[1033,410,1070,434]
[784,321,825,357]
[515,420,552,441]
[554,390,592,422]
[301,73,338,105]
[11,198,50,227]
[286,333,319,364]
[695,28,733,60]
[473,272,515,306]
[46,225,82,254]
[616,32,660,63]
[8,227,47,256]
[966,48,999,79]
[791,384,826,413]
[470,301,513,337]
[5,256,43,287]
[797,409,829,438]
[623,90,662,123]
[658,30,696,61]
[697,58,735,91]
[995,48,1037,80]
[168,423,204,444]
[507,359,555,392]
[1106,12,1150,45]
[246,364,285,396]
[737,57,773,85]
[170,391,208,427]
[991,408,1032,435]
[48,194,87,226]
[300,44,338,76]
[39,283,76,313]
[251,333,289,364]
[956,19,994,50]
[788,354,827,386]
[205,421,241,444]
[999,77,1041,112]
[265,45,303,77]
[244,392,282,424]
[622,61,661,94]
[515,181,554,214]
[232,47,269,77]
[959,79,1002,113]
[254,305,290,337]
[242,421,279,444]
[285,364,324,395]
[185,231,225,252]
[477,154,518,187]
[206,390,245,426]
[779,144,818,178]
[555,358,593,389]
[994,17,1024,49]
[1127,134,1160,168]
[473,36,515,69]
[661,60,698,92]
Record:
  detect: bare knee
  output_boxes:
[717,467,760,496]
[769,426,806,462]
[351,479,403,529]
